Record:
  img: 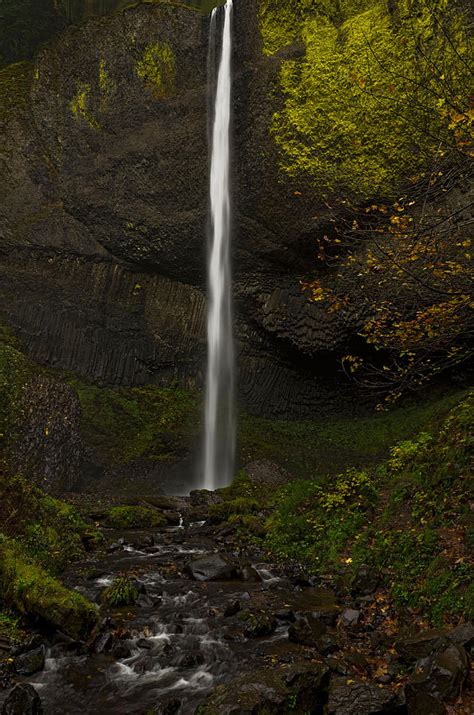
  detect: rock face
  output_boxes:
[13,376,83,492]
[0,0,361,419]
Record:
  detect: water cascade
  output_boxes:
[203,0,235,491]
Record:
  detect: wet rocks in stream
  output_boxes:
[3,507,471,715]
[1,684,43,715]
[12,645,45,676]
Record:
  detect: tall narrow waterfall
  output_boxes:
[203,0,235,491]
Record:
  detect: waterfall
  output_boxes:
[203,0,235,491]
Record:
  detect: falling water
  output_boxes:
[203,0,235,491]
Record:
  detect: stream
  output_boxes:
[17,505,336,714]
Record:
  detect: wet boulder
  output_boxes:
[224,600,241,618]
[327,677,403,714]
[13,645,45,676]
[404,643,469,713]
[288,614,327,646]
[238,610,277,638]
[189,490,223,509]
[2,684,43,715]
[199,663,330,714]
[187,554,239,582]
[155,699,181,715]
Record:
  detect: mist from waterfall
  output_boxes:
[203,0,235,491]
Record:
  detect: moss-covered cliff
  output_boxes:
[261,0,471,198]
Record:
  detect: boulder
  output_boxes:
[13,645,45,676]
[187,554,239,582]
[288,614,327,646]
[396,629,450,662]
[238,610,277,638]
[351,564,380,596]
[198,663,329,714]
[327,678,403,715]
[341,609,361,628]
[404,643,469,713]
[189,490,223,509]
[446,621,474,651]
[2,684,43,715]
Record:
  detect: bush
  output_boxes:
[106,505,166,529]
[101,576,139,607]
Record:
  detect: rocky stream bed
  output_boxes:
[0,492,473,715]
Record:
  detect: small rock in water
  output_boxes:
[274,608,295,622]
[155,698,181,715]
[2,684,43,715]
[137,638,153,650]
[224,600,241,618]
[187,553,239,582]
[238,565,261,582]
[13,645,45,676]
[238,610,277,638]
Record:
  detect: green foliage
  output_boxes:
[106,505,166,529]
[209,496,261,522]
[240,389,464,479]
[69,379,198,465]
[0,608,22,642]
[101,575,138,607]
[264,392,473,624]
[266,469,376,570]
[264,0,471,198]
[0,470,93,575]
[0,537,98,639]
[136,42,176,97]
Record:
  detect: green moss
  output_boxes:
[70,82,101,129]
[106,505,166,529]
[0,471,91,574]
[265,0,471,198]
[0,537,98,640]
[0,608,22,642]
[240,389,465,479]
[69,379,198,465]
[101,575,138,607]
[136,42,176,97]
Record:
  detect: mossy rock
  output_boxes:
[0,538,98,640]
[106,505,167,529]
